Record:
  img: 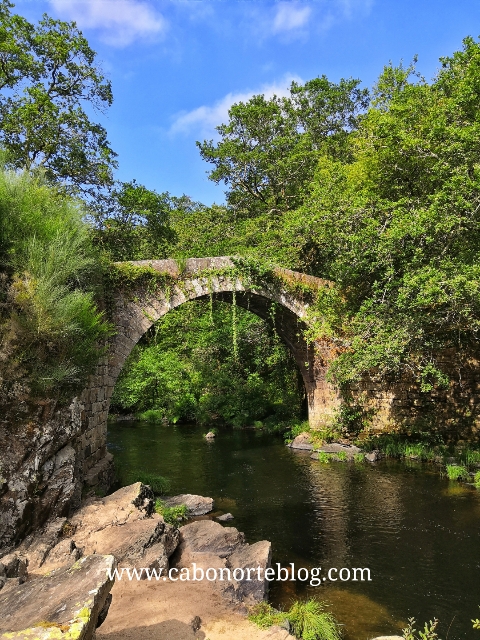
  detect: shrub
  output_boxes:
[0,169,111,399]
[137,409,165,423]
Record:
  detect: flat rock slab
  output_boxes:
[0,554,115,640]
[163,494,214,516]
[174,520,271,605]
[317,443,362,454]
[217,513,234,521]
[287,433,313,450]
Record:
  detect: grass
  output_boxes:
[445,465,469,481]
[353,453,365,463]
[473,471,480,488]
[249,600,341,640]
[155,499,188,525]
[288,600,342,640]
[317,452,332,464]
[124,471,171,495]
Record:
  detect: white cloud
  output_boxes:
[48,0,166,47]
[272,3,311,34]
[170,74,302,138]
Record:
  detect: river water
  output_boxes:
[108,420,480,639]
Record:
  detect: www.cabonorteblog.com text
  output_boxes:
[108,564,372,586]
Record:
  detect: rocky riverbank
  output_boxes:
[0,483,291,640]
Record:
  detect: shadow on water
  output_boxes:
[108,420,480,640]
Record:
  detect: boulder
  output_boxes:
[217,513,234,521]
[204,432,216,439]
[67,483,179,572]
[173,520,271,606]
[0,483,180,577]
[365,450,382,463]
[0,554,115,640]
[287,432,313,450]
[163,493,214,516]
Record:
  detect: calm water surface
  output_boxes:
[108,420,480,640]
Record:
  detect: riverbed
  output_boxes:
[108,420,480,639]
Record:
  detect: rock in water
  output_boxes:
[204,431,216,439]
[0,554,115,639]
[163,494,214,516]
[365,450,382,463]
[287,432,313,450]
[216,513,234,521]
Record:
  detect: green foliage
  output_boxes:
[317,452,332,464]
[123,471,170,495]
[111,298,304,427]
[0,1,116,194]
[402,618,439,640]
[474,472,480,489]
[359,432,446,461]
[249,600,341,640]
[154,499,188,525]
[353,453,365,463]
[445,465,469,481]
[90,181,180,261]
[137,409,165,423]
[248,602,287,629]
[288,600,342,640]
[189,38,480,392]
[0,168,111,398]
[473,608,480,629]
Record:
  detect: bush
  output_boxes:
[0,168,111,399]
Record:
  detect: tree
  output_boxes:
[0,1,116,194]
[293,38,480,385]
[90,180,183,261]
[197,77,368,219]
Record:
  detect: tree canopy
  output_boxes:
[0,0,116,194]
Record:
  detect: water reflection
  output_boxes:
[108,421,480,640]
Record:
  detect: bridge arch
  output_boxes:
[79,257,340,488]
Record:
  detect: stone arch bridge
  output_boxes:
[1,256,478,551]
[81,257,340,487]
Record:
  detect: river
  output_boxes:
[108,419,480,639]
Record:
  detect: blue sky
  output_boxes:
[13,0,480,205]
